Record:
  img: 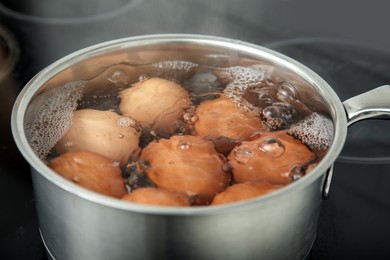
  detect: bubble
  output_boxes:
[222,163,232,172]
[276,83,297,102]
[262,102,294,130]
[258,91,274,107]
[223,66,266,111]
[112,161,120,167]
[178,141,191,151]
[72,176,80,183]
[185,72,224,95]
[182,112,198,124]
[26,81,85,161]
[116,116,136,127]
[138,74,150,82]
[258,137,285,158]
[107,70,129,85]
[153,60,199,71]
[287,112,333,150]
[169,161,175,165]
[289,165,304,181]
[233,147,255,164]
[118,134,124,139]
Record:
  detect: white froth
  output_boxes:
[223,66,265,111]
[287,112,333,150]
[117,116,136,127]
[26,81,85,161]
[152,60,199,71]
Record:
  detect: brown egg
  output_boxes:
[140,135,231,204]
[56,109,140,163]
[49,150,127,198]
[306,163,317,174]
[229,131,316,185]
[119,77,191,133]
[194,96,264,153]
[122,187,190,207]
[211,181,281,205]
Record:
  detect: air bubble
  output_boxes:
[117,117,136,127]
[289,165,304,181]
[258,137,285,158]
[107,70,128,84]
[112,161,120,167]
[182,113,198,124]
[233,147,255,164]
[169,161,175,165]
[222,163,232,172]
[178,141,191,151]
[138,74,150,82]
[153,60,199,71]
[64,141,73,147]
[262,102,294,130]
[276,83,297,102]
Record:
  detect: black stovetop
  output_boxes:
[1,1,390,259]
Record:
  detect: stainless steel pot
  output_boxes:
[11,34,390,260]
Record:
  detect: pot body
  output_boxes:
[32,166,324,260]
[12,34,349,260]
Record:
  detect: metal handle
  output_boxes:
[322,85,390,199]
[322,165,334,200]
[343,85,390,126]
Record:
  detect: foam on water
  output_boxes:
[117,116,136,127]
[223,66,265,111]
[287,112,333,150]
[26,81,85,161]
[153,60,199,71]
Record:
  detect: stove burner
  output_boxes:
[266,38,390,164]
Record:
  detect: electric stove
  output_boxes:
[0,0,389,259]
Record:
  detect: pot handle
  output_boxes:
[342,85,390,126]
[322,85,390,199]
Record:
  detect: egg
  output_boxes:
[56,109,140,164]
[49,150,127,198]
[122,187,190,207]
[211,181,281,205]
[194,96,264,154]
[140,135,231,205]
[229,131,316,185]
[119,77,191,134]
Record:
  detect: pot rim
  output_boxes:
[11,33,348,215]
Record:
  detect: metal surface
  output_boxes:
[10,34,388,259]
[343,85,390,126]
[321,165,334,200]
[32,167,323,260]
[321,85,390,199]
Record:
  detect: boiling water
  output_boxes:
[26,59,333,205]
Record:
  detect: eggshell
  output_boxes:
[194,96,264,152]
[122,187,190,207]
[140,135,231,204]
[211,181,281,205]
[119,77,191,133]
[49,150,127,198]
[229,131,315,185]
[56,109,140,163]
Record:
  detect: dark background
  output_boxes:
[0,0,390,259]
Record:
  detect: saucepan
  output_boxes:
[11,34,390,259]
